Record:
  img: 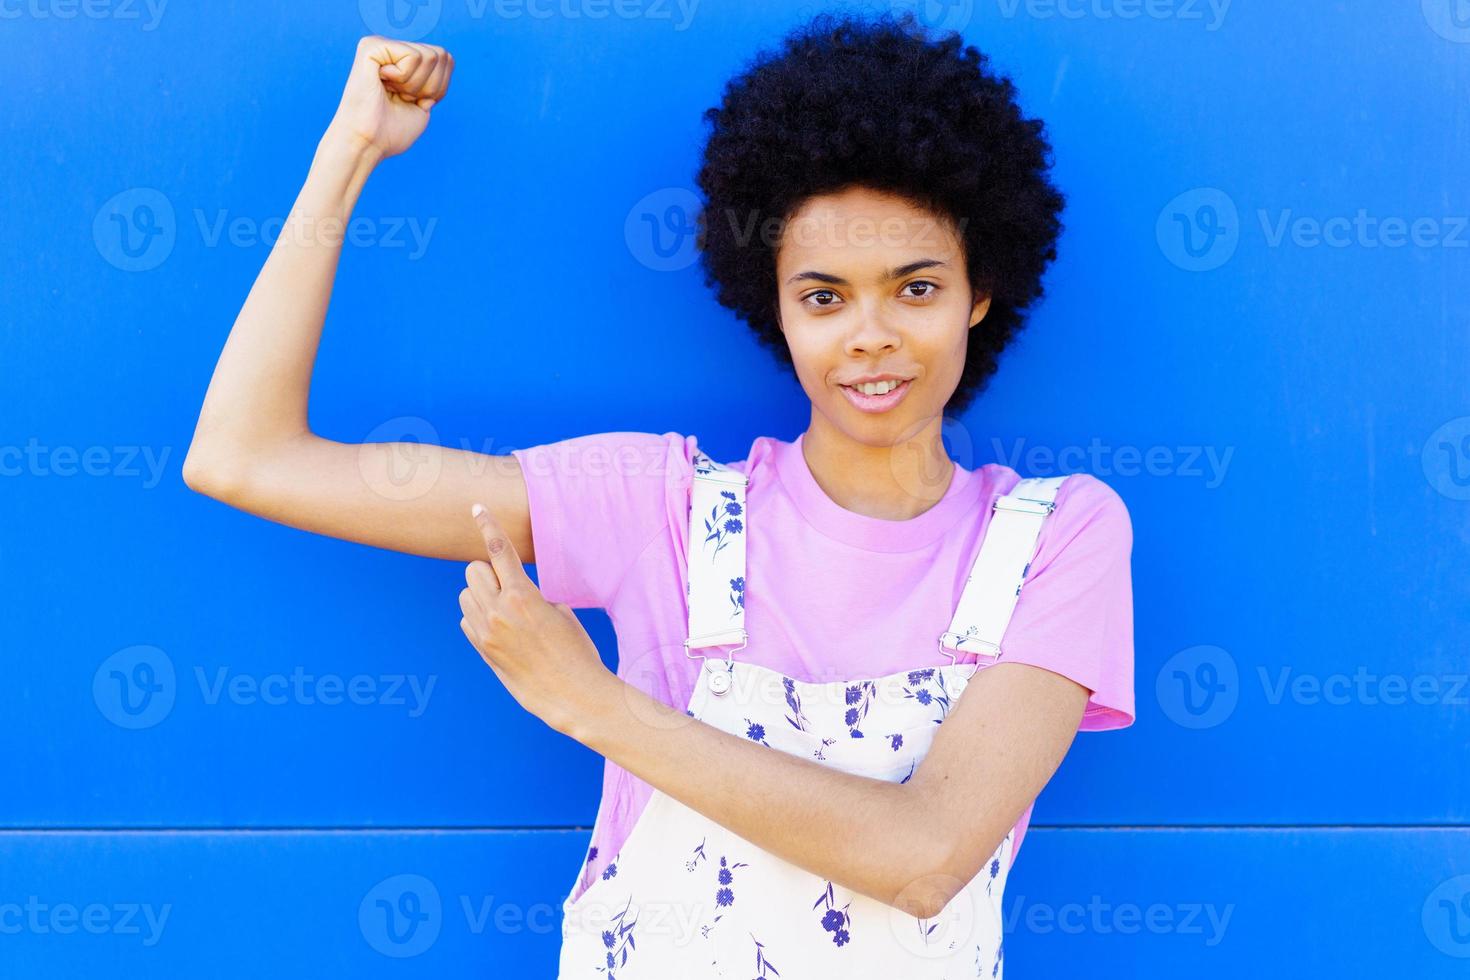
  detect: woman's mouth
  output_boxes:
[839,378,913,414]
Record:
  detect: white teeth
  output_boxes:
[852,380,901,396]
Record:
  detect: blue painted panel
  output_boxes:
[1,0,1465,899]
[1,829,1465,976]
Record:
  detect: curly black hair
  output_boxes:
[694,9,1066,416]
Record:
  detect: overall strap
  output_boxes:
[685,448,749,652]
[940,475,1071,661]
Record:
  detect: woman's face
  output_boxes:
[773,184,989,448]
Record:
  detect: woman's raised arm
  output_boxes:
[182,37,535,565]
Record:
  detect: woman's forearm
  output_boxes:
[184,127,382,479]
[570,673,956,918]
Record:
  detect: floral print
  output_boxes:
[843,681,875,739]
[686,837,707,872]
[702,490,744,559]
[702,853,752,939]
[595,896,637,978]
[782,676,809,732]
[812,881,853,947]
[902,668,958,725]
[751,936,781,977]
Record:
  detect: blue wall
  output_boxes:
[4,0,1468,975]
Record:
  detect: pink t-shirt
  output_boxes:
[510,429,1135,900]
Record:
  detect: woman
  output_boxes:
[183,11,1133,977]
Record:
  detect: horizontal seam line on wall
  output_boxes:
[0,823,1467,834]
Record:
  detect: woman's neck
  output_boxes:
[799,418,957,521]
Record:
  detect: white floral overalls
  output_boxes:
[558,450,1069,979]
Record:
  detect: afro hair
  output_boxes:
[694,9,1066,416]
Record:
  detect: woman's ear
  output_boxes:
[969,290,992,328]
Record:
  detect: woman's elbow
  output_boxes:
[885,830,1000,921]
[181,443,249,501]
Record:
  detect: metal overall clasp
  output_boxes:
[684,629,749,696]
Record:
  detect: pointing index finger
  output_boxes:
[470,503,529,585]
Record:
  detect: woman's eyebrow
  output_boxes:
[784,258,949,286]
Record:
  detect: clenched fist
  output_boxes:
[328,35,454,160]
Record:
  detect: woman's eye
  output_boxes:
[905,280,938,299]
[803,289,838,308]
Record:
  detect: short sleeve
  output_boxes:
[994,473,1135,731]
[509,431,693,610]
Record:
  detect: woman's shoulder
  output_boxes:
[974,462,1132,541]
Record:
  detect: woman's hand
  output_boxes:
[326,35,455,160]
[458,503,612,736]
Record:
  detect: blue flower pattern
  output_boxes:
[701,490,744,560]
[843,681,875,739]
[812,881,853,947]
[752,936,781,977]
[595,896,638,979]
